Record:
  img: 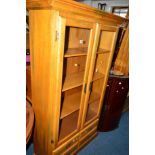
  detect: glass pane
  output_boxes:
[64,27,90,57]
[93,30,115,79]
[85,79,104,122]
[84,30,116,124]
[59,26,91,141]
[59,110,79,140]
[62,55,87,91]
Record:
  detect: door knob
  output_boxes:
[118,82,122,85]
[74,63,80,67]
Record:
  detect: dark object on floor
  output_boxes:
[98,74,129,132]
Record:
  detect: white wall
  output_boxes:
[77,0,129,13]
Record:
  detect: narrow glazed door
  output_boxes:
[56,17,96,144]
[82,25,119,126]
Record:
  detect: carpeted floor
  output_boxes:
[27,112,129,155]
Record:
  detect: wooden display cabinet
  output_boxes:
[27,0,127,154]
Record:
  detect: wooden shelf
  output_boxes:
[60,91,81,119]
[89,92,100,104]
[59,111,79,141]
[96,48,110,54]
[93,72,105,81]
[62,72,84,92]
[64,48,88,57]
[85,100,99,122]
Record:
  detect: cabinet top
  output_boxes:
[26,0,128,26]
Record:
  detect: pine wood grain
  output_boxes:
[27,0,126,154]
[59,111,79,141]
[64,47,87,57]
[27,0,128,26]
[114,26,129,75]
[62,71,85,92]
[85,101,99,125]
[93,72,105,81]
[96,48,110,54]
[60,88,82,119]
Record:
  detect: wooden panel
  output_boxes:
[26,0,128,26]
[63,143,79,155]
[29,10,66,154]
[93,53,110,75]
[60,87,82,119]
[80,119,98,138]
[62,53,87,92]
[27,0,53,9]
[97,48,110,54]
[98,31,116,51]
[97,29,119,119]
[93,72,105,81]
[100,25,118,32]
[29,10,56,155]
[53,133,79,155]
[85,79,104,123]
[65,27,90,49]
[114,26,129,75]
[53,16,67,147]
[79,129,97,150]
[83,78,105,123]
[85,100,99,122]
[66,18,93,29]
[64,56,86,75]
[64,48,87,57]
[91,78,105,95]
[89,92,100,104]
[80,23,101,128]
[59,111,79,141]
[82,27,119,128]
[62,71,84,91]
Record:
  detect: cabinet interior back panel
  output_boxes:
[91,78,105,97]
[63,56,86,75]
[65,27,90,49]
[59,110,79,141]
[99,31,115,51]
[94,53,110,75]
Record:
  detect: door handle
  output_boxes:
[84,84,87,93]
[89,81,93,92]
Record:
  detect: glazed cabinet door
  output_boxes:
[82,25,119,127]
[55,16,97,145]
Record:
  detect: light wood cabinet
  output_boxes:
[27,0,127,154]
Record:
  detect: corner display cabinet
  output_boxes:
[27,0,128,154]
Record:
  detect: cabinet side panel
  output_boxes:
[114,26,129,75]
[97,28,119,118]
[29,10,60,155]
